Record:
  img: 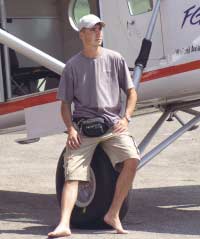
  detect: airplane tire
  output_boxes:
[56,144,131,229]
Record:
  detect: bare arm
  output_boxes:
[61,101,74,131]
[61,101,81,149]
[113,88,137,133]
[124,88,137,120]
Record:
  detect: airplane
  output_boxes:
[0,0,200,229]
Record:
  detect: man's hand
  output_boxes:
[113,118,129,133]
[67,127,82,150]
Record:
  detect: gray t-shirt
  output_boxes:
[57,48,134,126]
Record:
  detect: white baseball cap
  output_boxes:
[77,14,105,31]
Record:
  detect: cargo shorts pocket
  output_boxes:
[63,148,73,176]
[121,130,140,157]
[130,135,140,158]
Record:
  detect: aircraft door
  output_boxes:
[160,0,200,64]
[100,0,164,68]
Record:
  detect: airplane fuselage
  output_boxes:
[0,0,199,138]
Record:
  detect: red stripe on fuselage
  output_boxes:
[142,60,200,82]
[0,60,200,116]
[0,91,57,115]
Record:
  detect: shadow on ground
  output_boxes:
[0,191,59,236]
[0,185,200,236]
[125,185,200,235]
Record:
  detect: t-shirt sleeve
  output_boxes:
[118,57,135,93]
[56,63,74,103]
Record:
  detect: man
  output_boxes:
[48,14,140,237]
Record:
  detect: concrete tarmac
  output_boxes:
[0,111,200,239]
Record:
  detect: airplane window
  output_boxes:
[127,0,153,16]
[74,0,90,23]
[69,0,90,30]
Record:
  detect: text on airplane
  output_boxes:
[182,5,200,28]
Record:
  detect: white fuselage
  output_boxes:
[0,0,199,138]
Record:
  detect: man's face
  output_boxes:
[80,23,103,47]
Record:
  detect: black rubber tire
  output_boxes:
[56,144,131,229]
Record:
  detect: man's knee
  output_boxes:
[123,158,138,171]
[63,180,79,190]
[64,180,79,185]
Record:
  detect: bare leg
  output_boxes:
[104,158,138,233]
[48,180,78,238]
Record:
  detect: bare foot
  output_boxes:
[48,224,71,238]
[104,214,129,234]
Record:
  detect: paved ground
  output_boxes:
[0,111,200,239]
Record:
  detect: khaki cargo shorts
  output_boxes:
[63,129,140,181]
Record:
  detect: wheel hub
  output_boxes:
[76,167,96,207]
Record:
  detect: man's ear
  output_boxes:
[79,30,84,40]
